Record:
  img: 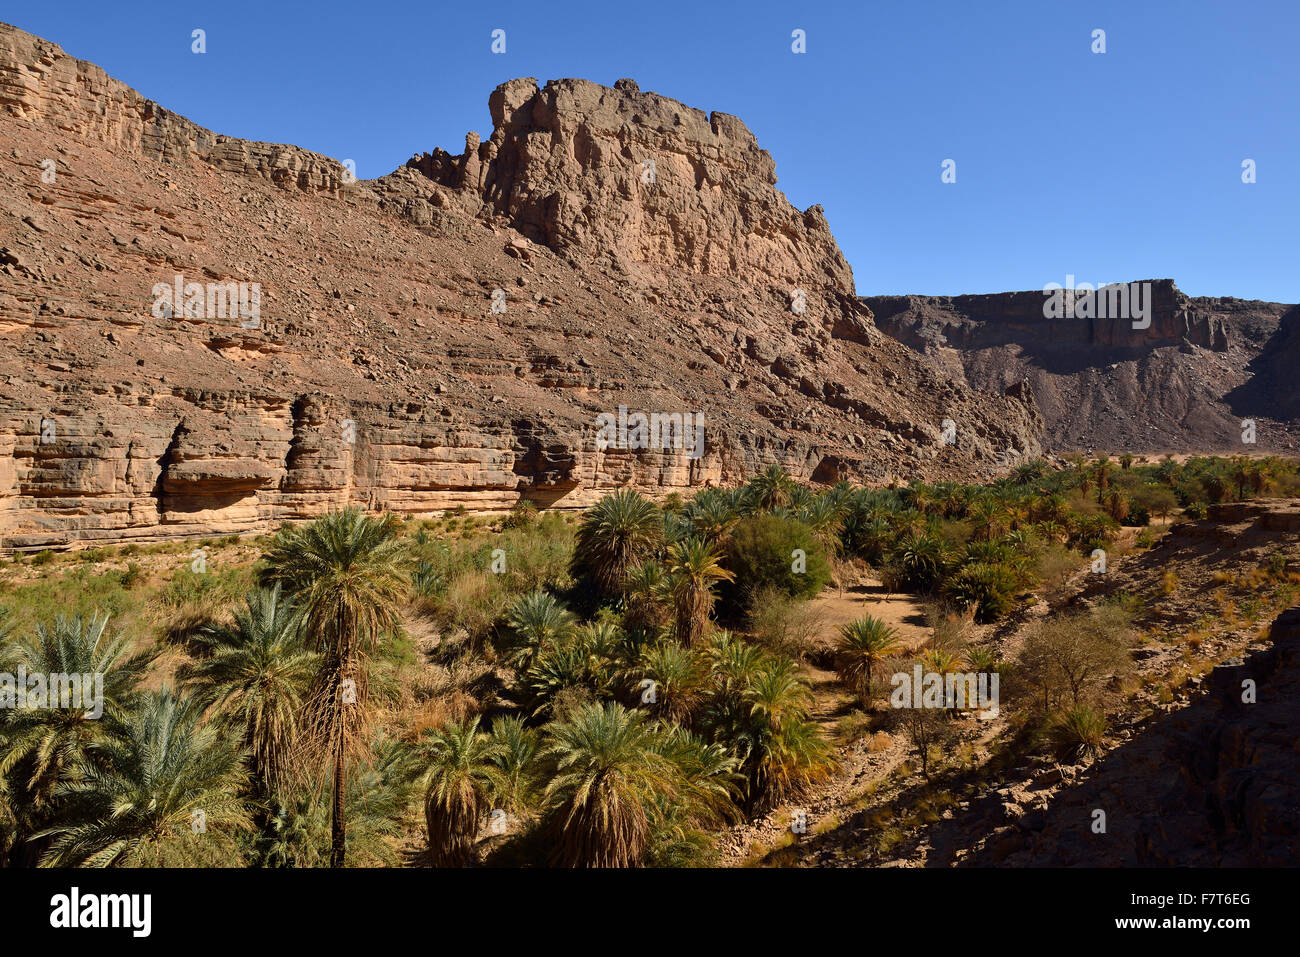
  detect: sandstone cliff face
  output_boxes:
[0,25,347,193]
[400,77,854,294]
[0,22,1042,548]
[866,283,1297,453]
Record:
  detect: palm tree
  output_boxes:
[178,585,316,800]
[488,715,541,814]
[258,507,410,868]
[920,646,967,710]
[637,641,709,724]
[685,491,741,549]
[836,616,903,705]
[799,493,846,553]
[745,657,812,733]
[704,631,769,703]
[37,688,252,866]
[702,658,835,812]
[621,561,672,635]
[665,537,734,646]
[523,639,596,719]
[645,726,740,828]
[748,464,795,511]
[1093,457,1112,505]
[541,702,677,867]
[503,590,576,668]
[969,496,1004,543]
[893,529,948,591]
[571,489,664,597]
[0,614,153,864]
[259,737,417,868]
[415,717,504,867]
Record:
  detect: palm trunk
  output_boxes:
[330,744,346,867]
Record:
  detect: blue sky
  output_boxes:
[10,0,1297,301]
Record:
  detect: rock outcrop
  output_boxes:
[0,25,347,193]
[0,21,1042,548]
[866,283,1297,453]
[396,76,854,294]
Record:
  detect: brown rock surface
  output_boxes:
[865,282,1299,454]
[0,22,1042,548]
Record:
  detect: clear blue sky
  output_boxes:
[10,0,1297,301]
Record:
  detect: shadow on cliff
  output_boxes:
[1223,304,1300,420]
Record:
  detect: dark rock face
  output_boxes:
[866,283,1298,453]
[1136,608,1300,866]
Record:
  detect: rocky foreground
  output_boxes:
[0,22,1042,548]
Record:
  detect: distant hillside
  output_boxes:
[865,281,1299,454]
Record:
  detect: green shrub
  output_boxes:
[722,514,829,611]
[943,561,1020,622]
[121,561,144,590]
[501,500,538,530]
[1046,706,1108,761]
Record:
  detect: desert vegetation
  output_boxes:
[2,454,1298,867]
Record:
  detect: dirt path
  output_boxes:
[716,578,934,866]
[810,577,932,650]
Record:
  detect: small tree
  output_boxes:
[896,706,952,780]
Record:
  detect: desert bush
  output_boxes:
[1016,609,1131,712]
[1045,705,1108,761]
[746,585,831,662]
[722,514,829,612]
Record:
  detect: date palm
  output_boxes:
[920,646,967,710]
[685,491,741,549]
[259,507,410,868]
[571,489,664,597]
[894,529,948,591]
[178,585,316,800]
[621,561,672,635]
[636,641,710,724]
[540,702,676,867]
[503,589,576,669]
[799,493,846,553]
[259,737,418,868]
[415,717,505,867]
[488,715,541,814]
[704,631,769,703]
[748,464,795,511]
[0,614,153,864]
[665,537,734,647]
[703,658,834,812]
[836,615,903,705]
[37,688,252,867]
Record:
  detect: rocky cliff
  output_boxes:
[866,283,1298,453]
[0,22,1042,548]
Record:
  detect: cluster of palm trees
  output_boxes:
[9,454,1271,867]
[0,473,843,868]
[0,509,414,867]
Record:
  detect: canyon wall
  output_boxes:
[0,21,1041,548]
[867,284,1297,453]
